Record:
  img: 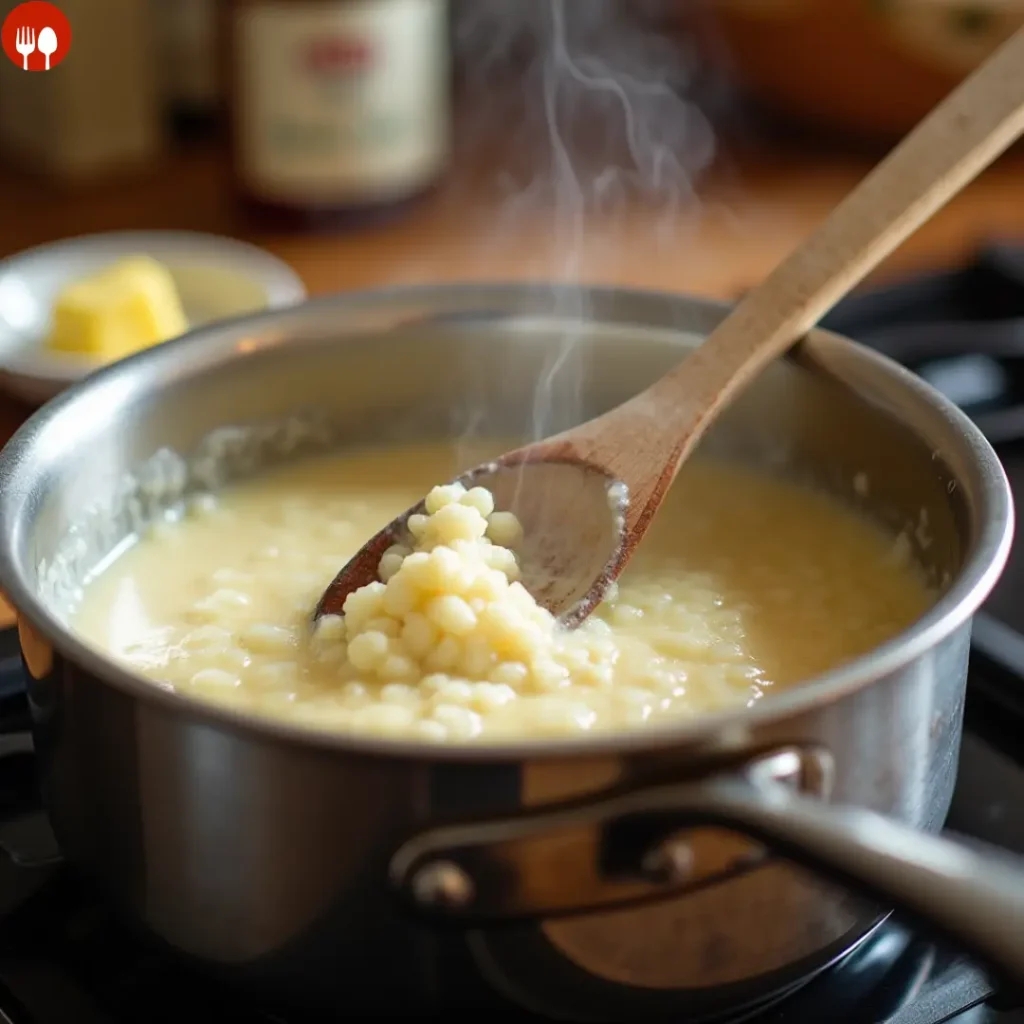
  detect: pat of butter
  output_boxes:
[46,256,188,361]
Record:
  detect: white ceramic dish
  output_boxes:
[0,231,307,405]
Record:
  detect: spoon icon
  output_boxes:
[37,26,57,70]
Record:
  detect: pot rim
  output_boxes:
[0,282,1013,762]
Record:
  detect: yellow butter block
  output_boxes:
[47,256,188,362]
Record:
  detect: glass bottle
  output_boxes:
[229,0,451,231]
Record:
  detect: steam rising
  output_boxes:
[453,0,720,443]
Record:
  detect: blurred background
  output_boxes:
[0,0,1023,391]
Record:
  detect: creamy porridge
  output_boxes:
[73,442,933,742]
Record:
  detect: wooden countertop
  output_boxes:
[4,144,1024,307]
[0,142,1023,626]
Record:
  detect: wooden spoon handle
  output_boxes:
[592,25,1024,483]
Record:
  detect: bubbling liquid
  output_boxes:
[72,443,933,742]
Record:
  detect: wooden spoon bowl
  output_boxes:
[315,454,623,626]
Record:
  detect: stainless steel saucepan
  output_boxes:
[0,284,1016,1020]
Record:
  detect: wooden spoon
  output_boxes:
[317,26,1024,629]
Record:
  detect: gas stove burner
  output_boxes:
[4,245,1024,1022]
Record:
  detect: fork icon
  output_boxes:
[15,26,35,70]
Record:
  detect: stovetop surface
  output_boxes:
[3,246,1024,1021]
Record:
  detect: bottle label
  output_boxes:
[236,0,449,205]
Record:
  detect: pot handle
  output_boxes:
[390,747,1024,989]
[688,773,1024,990]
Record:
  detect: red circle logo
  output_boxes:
[2,2,71,72]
